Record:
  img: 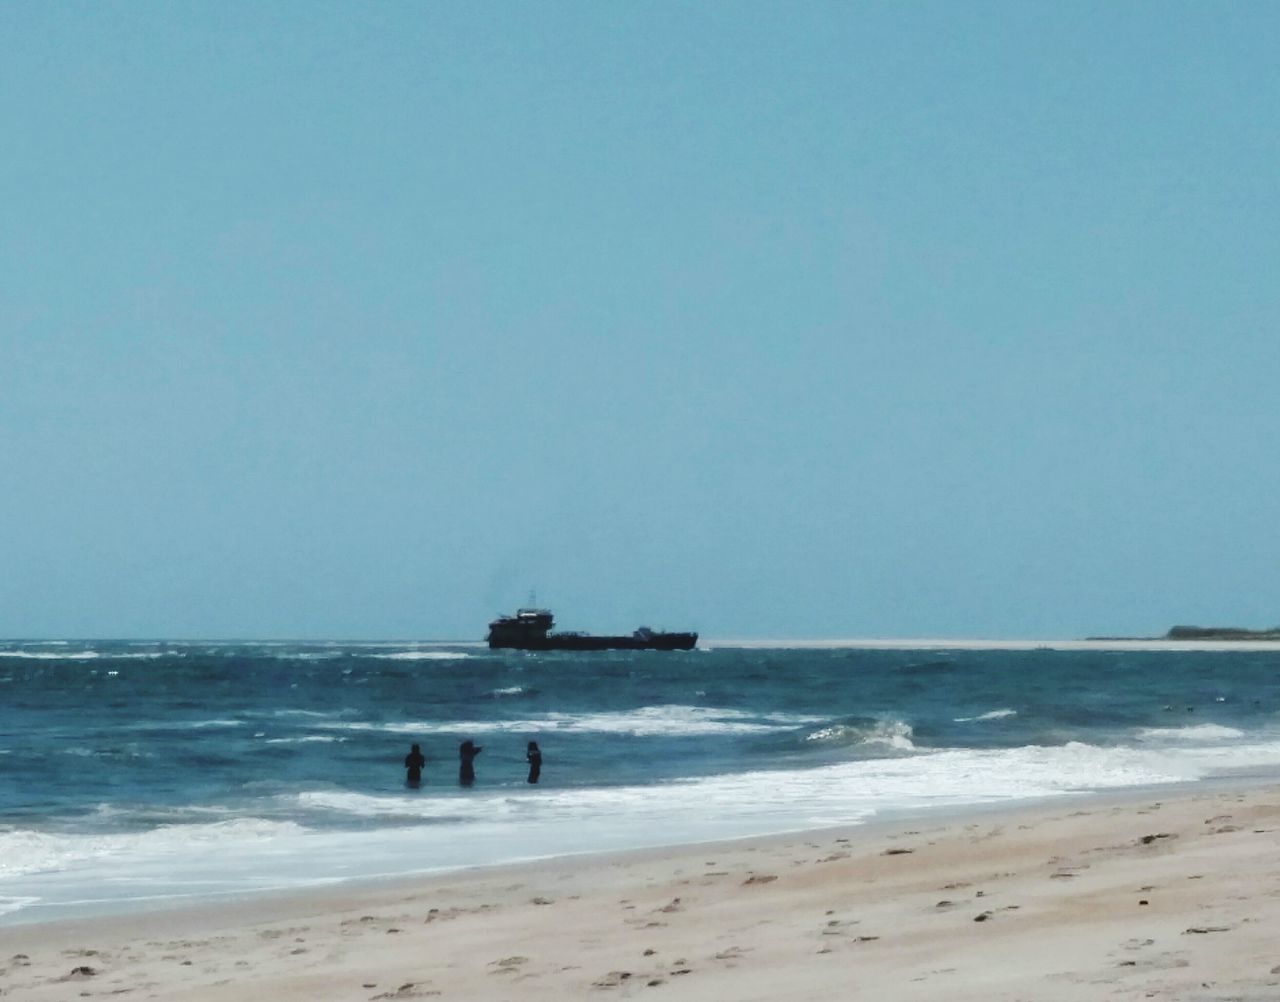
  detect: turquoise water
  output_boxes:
[3,640,1280,923]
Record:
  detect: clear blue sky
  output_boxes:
[2,2,1277,639]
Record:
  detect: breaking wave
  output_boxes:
[954,709,1018,722]
[1135,724,1245,742]
[319,705,823,738]
[805,719,916,751]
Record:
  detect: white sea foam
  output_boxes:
[805,719,916,750]
[319,706,823,738]
[368,651,473,661]
[0,896,39,918]
[1135,724,1246,742]
[287,740,1212,835]
[954,709,1018,722]
[262,736,346,744]
[0,651,169,661]
[0,819,306,880]
[294,790,479,820]
[490,686,526,697]
[0,651,101,660]
[10,732,1280,924]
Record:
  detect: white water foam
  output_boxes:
[805,719,917,750]
[368,651,473,661]
[0,819,307,880]
[0,896,39,918]
[9,731,1280,925]
[319,705,823,738]
[954,709,1018,722]
[0,650,174,661]
[293,790,480,820]
[1136,724,1246,742]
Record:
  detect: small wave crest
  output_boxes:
[318,705,823,738]
[292,790,474,820]
[894,660,955,674]
[368,651,473,661]
[805,719,916,751]
[954,709,1018,723]
[0,895,39,918]
[0,651,171,661]
[1135,724,1245,742]
[0,818,308,880]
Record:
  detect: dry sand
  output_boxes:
[4,784,1280,1001]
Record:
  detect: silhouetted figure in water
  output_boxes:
[526,741,542,784]
[459,739,482,787]
[404,743,426,788]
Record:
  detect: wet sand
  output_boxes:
[4,783,1280,1001]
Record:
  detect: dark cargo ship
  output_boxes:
[487,608,697,651]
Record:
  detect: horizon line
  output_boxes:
[5,636,1280,652]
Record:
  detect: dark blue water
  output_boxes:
[3,640,1280,923]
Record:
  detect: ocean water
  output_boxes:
[3,639,1280,925]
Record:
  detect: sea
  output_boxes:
[4,638,1280,926]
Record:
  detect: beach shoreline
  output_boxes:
[5,780,1280,1000]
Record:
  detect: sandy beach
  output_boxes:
[5,783,1280,1001]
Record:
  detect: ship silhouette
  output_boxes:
[486,608,697,651]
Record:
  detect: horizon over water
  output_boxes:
[4,638,1280,926]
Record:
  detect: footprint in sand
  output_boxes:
[371,982,441,999]
[591,970,634,988]
[488,956,529,975]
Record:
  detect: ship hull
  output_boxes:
[489,632,697,651]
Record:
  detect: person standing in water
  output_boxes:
[526,741,542,784]
[404,743,426,788]
[458,739,482,787]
